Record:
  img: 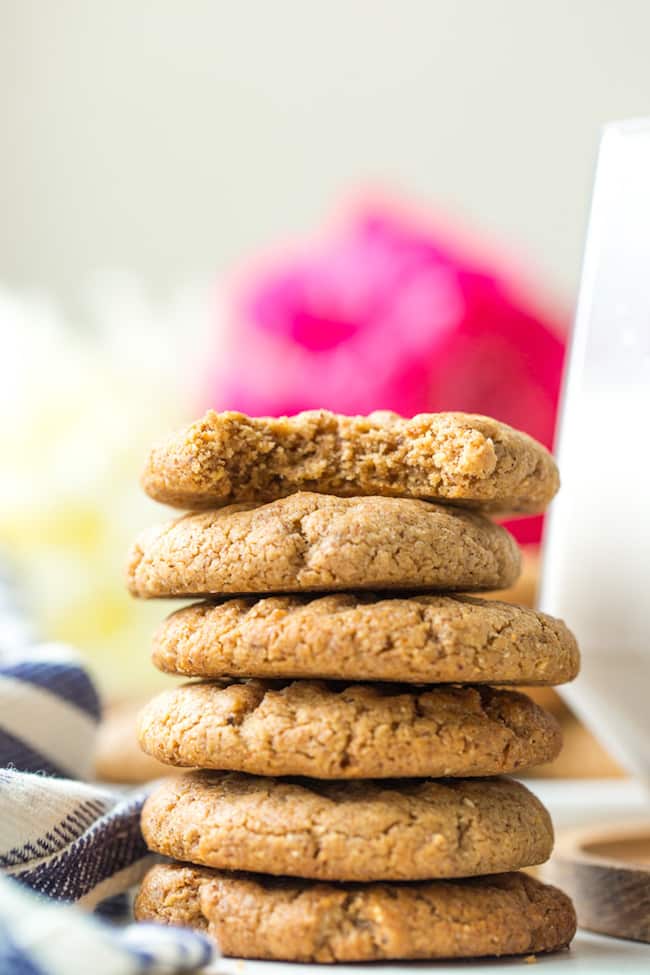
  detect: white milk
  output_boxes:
[542,385,650,776]
[540,119,650,778]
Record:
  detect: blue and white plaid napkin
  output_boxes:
[0,562,217,974]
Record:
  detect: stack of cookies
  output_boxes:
[129,410,579,963]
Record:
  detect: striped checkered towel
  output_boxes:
[0,565,217,973]
[0,874,213,975]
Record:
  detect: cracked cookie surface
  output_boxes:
[141,409,559,514]
[136,680,561,778]
[141,772,553,881]
[126,492,520,598]
[153,593,579,685]
[135,864,576,961]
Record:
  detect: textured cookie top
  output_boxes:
[126,492,520,598]
[141,771,553,882]
[153,593,579,685]
[136,680,561,779]
[142,410,559,514]
[135,864,577,962]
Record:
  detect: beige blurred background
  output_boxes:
[3,0,650,314]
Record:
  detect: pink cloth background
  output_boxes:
[206,203,566,544]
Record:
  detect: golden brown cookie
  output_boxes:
[142,410,558,514]
[135,864,576,962]
[152,593,579,685]
[126,493,520,598]
[141,772,553,881]
[136,680,561,778]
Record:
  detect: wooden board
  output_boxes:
[545,821,650,943]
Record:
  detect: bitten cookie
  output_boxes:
[126,493,520,598]
[142,410,559,514]
[141,772,554,881]
[136,680,561,778]
[153,594,579,685]
[135,864,577,962]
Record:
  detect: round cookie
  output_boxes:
[126,493,520,598]
[136,680,561,778]
[141,772,554,881]
[153,594,579,685]
[135,864,577,962]
[142,409,559,514]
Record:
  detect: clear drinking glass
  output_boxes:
[539,118,650,778]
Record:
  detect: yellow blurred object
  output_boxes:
[0,504,104,552]
[0,285,209,696]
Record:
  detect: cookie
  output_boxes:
[136,680,561,778]
[152,594,579,685]
[142,410,558,514]
[141,772,553,881]
[135,864,576,962]
[126,493,520,598]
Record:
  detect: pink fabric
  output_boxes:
[207,205,566,543]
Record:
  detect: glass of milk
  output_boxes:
[540,118,650,778]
